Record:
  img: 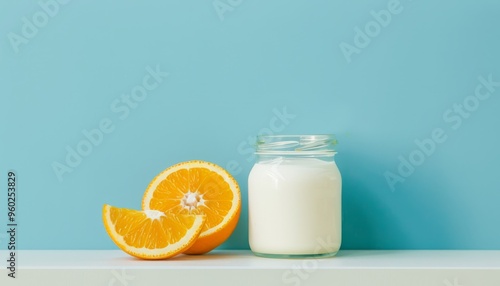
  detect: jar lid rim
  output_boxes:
[255,134,337,154]
[255,150,337,156]
[257,134,336,139]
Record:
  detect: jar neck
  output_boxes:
[255,135,337,158]
[255,154,336,164]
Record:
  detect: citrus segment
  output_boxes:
[142,160,241,254]
[103,204,205,259]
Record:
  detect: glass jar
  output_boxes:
[248,135,341,258]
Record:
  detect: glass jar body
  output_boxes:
[248,135,342,258]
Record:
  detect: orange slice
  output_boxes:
[102,204,205,259]
[142,160,241,254]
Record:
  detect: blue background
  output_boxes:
[1,0,499,250]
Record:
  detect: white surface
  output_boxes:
[1,250,499,286]
[248,158,341,254]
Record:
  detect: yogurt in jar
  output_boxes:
[248,156,341,257]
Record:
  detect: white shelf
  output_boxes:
[1,250,499,285]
